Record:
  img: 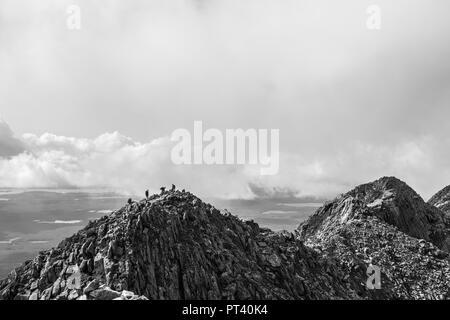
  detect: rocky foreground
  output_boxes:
[1,177,450,300]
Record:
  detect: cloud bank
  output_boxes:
[0,118,26,157]
[1,118,450,200]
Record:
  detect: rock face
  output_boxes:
[0,189,362,300]
[299,177,450,251]
[2,178,450,300]
[298,177,450,299]
[429,186,450,215]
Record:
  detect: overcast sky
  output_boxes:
[1,0,450,199]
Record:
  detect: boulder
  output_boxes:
[89,286,121,300]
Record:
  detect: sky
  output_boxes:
[1,0,450,199]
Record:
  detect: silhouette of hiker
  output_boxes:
[145,190,149,199]
[126,198,133,213]
[171,184,176,192]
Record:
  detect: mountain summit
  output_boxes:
[0,189,361,300]
[299,176,450,250]
[429,185,450,215]
[2,178,450,300]
[298,176,450,299]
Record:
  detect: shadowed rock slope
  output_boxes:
[0,190,363,300]
[298,177,450,299]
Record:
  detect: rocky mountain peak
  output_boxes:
[429,185,450,214]
[0,188,363,300]
[298,176,450,251]
[297,177,450,299]
[2,180,450,300]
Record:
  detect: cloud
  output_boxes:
[1,1,450,199]
[33,220,82,225]
[0,120,260,198]
[0,117,26,157]
[1,0,450,148]
[1,118,450,200]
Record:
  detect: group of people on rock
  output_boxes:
[126,184,183,211]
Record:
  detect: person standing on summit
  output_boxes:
[126,198,134,214]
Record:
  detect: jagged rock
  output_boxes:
[429,185,450,215]
[52,278,61,296]
[40,288,52,300]
[30,281,38,291]
[267,254,281,267]
[29,291,38,300]
[108,240,123,260]
[120,290,135,299]
[79,259,88,273]
[299,177,450,251]
[89,286,122,300]
[113,290,148,300]
[83,279,99,295]
[68,289,79,300]
[2,181,450,300]
[298,177,450,299]
[0,189,362,300]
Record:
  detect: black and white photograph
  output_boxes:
[1,0,450,312]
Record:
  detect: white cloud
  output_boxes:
[0,124,260,198]
[1,118,449,199]
[0,117,26,157]
[1,0,450,148]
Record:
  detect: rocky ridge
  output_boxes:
[2,177,450,300]
[0,189,363,300]
[429,185,450,215]
[297,177,450,299]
